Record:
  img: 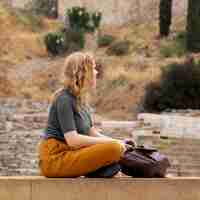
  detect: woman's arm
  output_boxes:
[64,130,126,151]
[88,126,112,139]
[88,126,136,149]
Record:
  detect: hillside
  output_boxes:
[0,2,197,120]
[0,2,60,97]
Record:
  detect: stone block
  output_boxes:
[31,177,200,200]
[0,178,31,200]
[1,177,200,200]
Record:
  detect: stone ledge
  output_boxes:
[1,176,200,200]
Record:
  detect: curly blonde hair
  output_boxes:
[51,52,95,110]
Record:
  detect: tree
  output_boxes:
[186,0,200,52]
[159,0,173,37]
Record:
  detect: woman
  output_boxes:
[38,52,127,178]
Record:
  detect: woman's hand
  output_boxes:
[118,141,127,154]
[117,138,136,153]
[116,140,131,154]
[123,138,136,147]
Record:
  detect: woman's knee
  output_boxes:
[102,142,123,162]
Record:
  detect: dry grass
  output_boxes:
[0,3,60,64]
[15,58,65,101]
[0,33,46,64]
[92,18,188,120]
[94,56,162,120]
[0,3,61,97]
[0,62,16,97]
[0,3,192,120]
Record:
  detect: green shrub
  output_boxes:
[160,42,185,58]
[106,40,130,56]
[143,59,200,112]
[44,32,67,56]
[63,6,102,50]
[160,32,187,58]
[14,10,43,32]
[91,12,102,30]
[109,75,128,88]
[98,34,115,47]
[27,0,49,16]
[65,6,102,33]
[65,28,85,52]
[27,0,57,17]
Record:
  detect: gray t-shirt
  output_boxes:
[43,89,93,141]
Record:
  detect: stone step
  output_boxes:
[166,170,200,177]
[169,157,200,164]
[1,177,200,200]
[95,120,141,129]
[137,113,200,139]
[164,147,200,152]
[170,163,200,169]
[163,152,200,158]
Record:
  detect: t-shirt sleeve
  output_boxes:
[56,96,76,134]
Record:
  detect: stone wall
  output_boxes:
[11,0,187,26]
[11,0,30,8]
[133,112,200,176]
[0,98,48,176]
[60,0,188,25]
[1,98,200,176]
[2,177,200,200]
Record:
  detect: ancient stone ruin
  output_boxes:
[1,97,200,176]
[11,0,187,26]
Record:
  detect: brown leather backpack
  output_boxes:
[119,145,171,178]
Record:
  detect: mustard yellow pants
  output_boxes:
[38,138,123,178]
